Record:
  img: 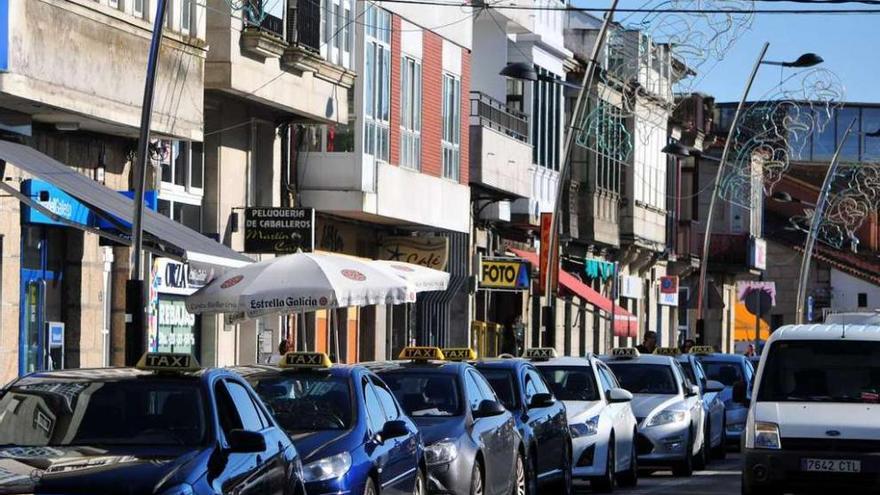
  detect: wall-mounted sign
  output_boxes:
[244,207,315,254]
[380,236,449,270]
[619,275,643,300]
[21,179,91,227]
[152,258,208,296]
[479,257,531,290]
[95,190,158,230]
[659,275,679,306]
[156,297,198,355]
[750,237,767,271]
[539,213,559,294]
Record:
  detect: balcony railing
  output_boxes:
[245,0,284,37]
[286,0,321,51]
[469,91,529,144]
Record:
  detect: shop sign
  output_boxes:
[380,236,449,270]
[479,257,531,290]
[244,207,315,254]
[153,258,206,296]
[750,237,767,271]
[659,276,679,306]
[156,298,197,354]
[94,190,158,230]
[619,276,643,299]
[539,212,559,294]
[21,179,91,227]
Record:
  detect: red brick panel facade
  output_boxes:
[390,16,402,166]
[421,30,443,178]
[459,48,470,185]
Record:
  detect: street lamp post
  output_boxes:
[680,42,822,343]
[794,119,857,324]
[126,0,169,365]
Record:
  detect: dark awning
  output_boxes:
[0,139,251,268]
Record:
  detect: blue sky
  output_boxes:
[574,1,878,104]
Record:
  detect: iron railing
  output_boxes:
[469,91,530,144]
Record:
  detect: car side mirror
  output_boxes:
[607,387,633,403]
[705,380,725,393]
[380,420,410,441]
[686,384,700,397]
[528,393,555,409]
[226,429,266,453]
[733,381,748,405]
[473,400,506,419]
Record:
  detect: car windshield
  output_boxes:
[0,378,207,447]
[477,369,518,410]
[538,366,600,401]
[757,340,880,404]
[606,363,679,395]
[700,361,743,387]
[250,374,352,432]
[380,372,462,417]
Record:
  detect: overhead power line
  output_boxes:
[374,0,880,14]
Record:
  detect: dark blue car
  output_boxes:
[365,347,522,495]
[0,352,305,495]
[233,352,425,495]
[472,357,573,495]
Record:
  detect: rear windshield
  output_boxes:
[757,340,880,404]
[538,366,600,401]
[0,379,207,447]
[477,369,518,410]
[380,372,463,417]
[250,374,353,432]
[606,363,679,395]
[701,361,743,387]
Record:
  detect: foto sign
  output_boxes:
[244,207,315,254]
[479,257,530,290]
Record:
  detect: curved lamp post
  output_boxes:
[666,42,823,343]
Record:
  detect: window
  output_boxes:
[477,368,518,410]
[863,107,880,160]
[464,371,485,410]
[380,372,462,417]
[441,73,461,180]
[133,0,145,19]
[225,381,268,431]
[371,377,400,421]
[248,374,353,432]
[181,0,194,35]
[156,139,204,231]
[580,99,629,194]
[363,379,386,433]
[606,363,679,395]
[858,292,868,308]
[532,66,561,170]
[400,56,422,170]
[539,366,600,401]
[109,0,120,9]
[364,5,391,161]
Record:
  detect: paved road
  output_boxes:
[573,454,742,494]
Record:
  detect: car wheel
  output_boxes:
[672,431,694,477]
[364,477,378,495]
[591,439,615,493]
[548,441,573,495]
[413,469,426,495]
[616,434,638,488]
[513,452,527,495]
[470,459,484,495]
[712,417,727,460]
[694,422,709,470]
[525,452,538,495]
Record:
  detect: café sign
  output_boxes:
[244,207,315,254]
[379,236,449,270]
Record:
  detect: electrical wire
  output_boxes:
[373,0,880,13]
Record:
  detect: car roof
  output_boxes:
[768,324,880,343]
[694,353,748,363]
[530,356,595,367]
[229,363,361,380]
[11,366,214,387]
[361,360,469,374]
[473,358,531,371]
[600,354,675,365]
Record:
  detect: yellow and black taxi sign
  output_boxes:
[399,347,446,362]
[136,352,201,372]
[280,352,333,369]
[442,348,478,362]
[523,348,557,361]
[689,346,717,355]
[654,347,681,357]
[610,348,640,359]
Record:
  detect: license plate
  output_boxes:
[801,458,862,473]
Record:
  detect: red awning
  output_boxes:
[509,248,638,337]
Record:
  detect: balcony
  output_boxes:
[280,0,356,87]
[468,91,532,199]
[676,224,749,269]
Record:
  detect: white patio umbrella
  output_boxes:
[185,252,417,320]
[367,260,450,292]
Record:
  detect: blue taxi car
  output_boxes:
[471,352,573,495]
[232,352,425,495]
[0,353,306,495]
[364,347,522,495]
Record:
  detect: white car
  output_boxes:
[743,324,880,495]
[525,349,638,493]
[600,348,706,477]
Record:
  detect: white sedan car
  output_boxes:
[525,349,638,493]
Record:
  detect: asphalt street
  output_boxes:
[573,454,743,495]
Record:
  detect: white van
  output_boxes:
[742,324,880,495]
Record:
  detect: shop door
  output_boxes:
[20,227,64,375]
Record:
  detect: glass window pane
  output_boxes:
[812,108,836,162]
[174,141,188,187]
[365,45,375,118]
[863,108,880,160]
[837,107,860,162]
[191,142,203,190]
[363,380,386,432]
[225,381,265,432]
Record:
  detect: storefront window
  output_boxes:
[157,296,199,355]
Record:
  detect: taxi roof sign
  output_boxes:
[523,348,557,361]
[136,352,201,372]
[689,346,717,355]
[654,347,681,356]
[399,347,445,361]
[280,352,333,369]
[442,348,478,362]
[610,348,640,359]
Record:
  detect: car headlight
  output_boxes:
[753,421,781,450]
[425,440,459,465]
[570,415,600,438]
[302,452,352,482]
[647,409,687,427]
[159,484,194,495]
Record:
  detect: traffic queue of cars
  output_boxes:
[0,346,746,495]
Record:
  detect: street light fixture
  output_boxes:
[500,62,538,82]
[762,53,824,68]
[661,142,694,159]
